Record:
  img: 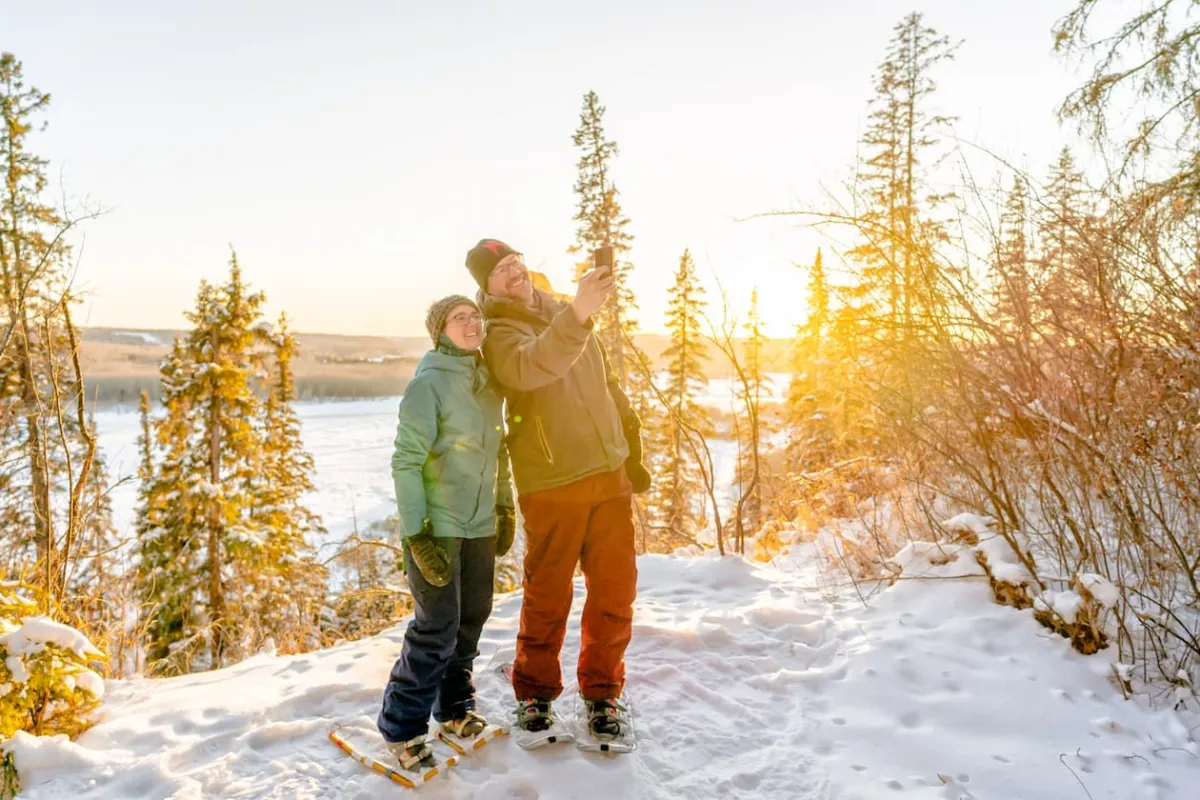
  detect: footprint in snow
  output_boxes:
[276,659,314,676]
[732,772,762,790]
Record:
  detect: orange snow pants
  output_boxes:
[512,467,637,702]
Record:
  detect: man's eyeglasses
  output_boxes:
[492,255,526,277]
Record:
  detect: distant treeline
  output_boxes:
[88,375,413,408]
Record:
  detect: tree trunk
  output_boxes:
[207,328,226,668]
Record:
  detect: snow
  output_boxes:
[889,541,982,579]
[0,617,106,698]
[1,616,105,664]
[942,513,995,540]
[5,655,27,683]
[112,331,163,345]
[1078,573,1121,608]
[1,618,105,688]
[71,671,106,700]
[949,515,1039,590]
[68,395,1200,798]
[990,561,1029,584]
[10,546,1199,799]
[1036,590,1084,622]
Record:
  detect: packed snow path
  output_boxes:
[14,552,1199,799]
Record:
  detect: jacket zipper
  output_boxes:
[534,415,556,465]
[472,369,491,521]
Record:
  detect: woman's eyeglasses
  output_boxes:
[448,311,482,326]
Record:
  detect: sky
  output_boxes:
[5,0,1091,338]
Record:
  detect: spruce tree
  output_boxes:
[571,90,641,391]
[136,255,327,672]
[136,350,201,672]
[786,249,837,472]
[993,177,1034,345]
[848,13,958,341]
[647,249,710,544]
[186,258,267,667]
[248,314,327,655]
[1038,147,1096,340]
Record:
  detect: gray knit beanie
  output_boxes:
[425,295,479,344]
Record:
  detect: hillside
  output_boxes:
[79,328,429,406]
[79,327,796,406]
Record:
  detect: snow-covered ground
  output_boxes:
[11,545,1199,799]
[68,395,1200,799]
[111,331,165,345]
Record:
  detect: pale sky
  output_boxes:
[6,0,1087,337]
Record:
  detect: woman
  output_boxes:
[377,294,516,771]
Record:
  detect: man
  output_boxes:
[465,238,650,746]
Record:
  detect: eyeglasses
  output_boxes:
[492,255,526,277]
[447,311,482,326]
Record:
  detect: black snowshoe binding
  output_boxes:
[584,697,627,739]
[516,697,554,732]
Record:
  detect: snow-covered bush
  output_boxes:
[1033,573,1118,656]
[944,515,1039,611]
[748,519,804,562]
[0,583,105,797]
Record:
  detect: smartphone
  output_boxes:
[593,245,614,279]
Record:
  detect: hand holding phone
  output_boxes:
[593,245,614,279]
[573,247,616,323]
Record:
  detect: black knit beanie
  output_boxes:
[465,239,518,290]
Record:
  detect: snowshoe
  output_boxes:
[577,695,637,753]
[514,696,575,750]
[440,710,487,739]
[386,734,438,772]
[436,710,508,755]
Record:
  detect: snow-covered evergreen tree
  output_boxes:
[135,255,326,673]
[646,249,711,547]
[246,314,327,655]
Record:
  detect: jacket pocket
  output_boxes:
[534,415,556,465]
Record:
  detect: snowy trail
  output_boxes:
[14,552,1200,799]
